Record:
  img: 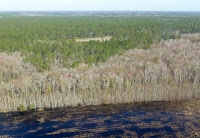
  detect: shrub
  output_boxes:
[18,104,26,114]
[28,104,35,112]
[71,61,79,68]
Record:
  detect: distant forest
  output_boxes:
[0,15,200,71]
[0,13,200,112]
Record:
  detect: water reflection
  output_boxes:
[0,100,200,137]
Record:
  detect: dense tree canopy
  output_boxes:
[0,15,200,71]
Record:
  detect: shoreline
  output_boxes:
[1,99,200,114]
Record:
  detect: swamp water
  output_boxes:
[0,100,200,137]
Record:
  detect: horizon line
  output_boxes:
[0,10,200,12]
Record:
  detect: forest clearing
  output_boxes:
[76,36,112,42]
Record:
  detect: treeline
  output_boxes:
[0,38,199,112]
[0,16,200,71]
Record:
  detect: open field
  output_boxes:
[76,36,112,42]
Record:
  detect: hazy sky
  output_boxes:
[0,0,199,11]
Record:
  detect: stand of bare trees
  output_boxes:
[0,37,200,112]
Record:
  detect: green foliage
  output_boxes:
[28,104,35,111]
[71,61,80,68]
[0,16,200,71]
[18,104,26,113]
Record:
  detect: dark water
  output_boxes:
[0,100,200,137]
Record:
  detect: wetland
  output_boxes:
[0,100,200,137]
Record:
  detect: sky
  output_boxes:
[0,0,199,11]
